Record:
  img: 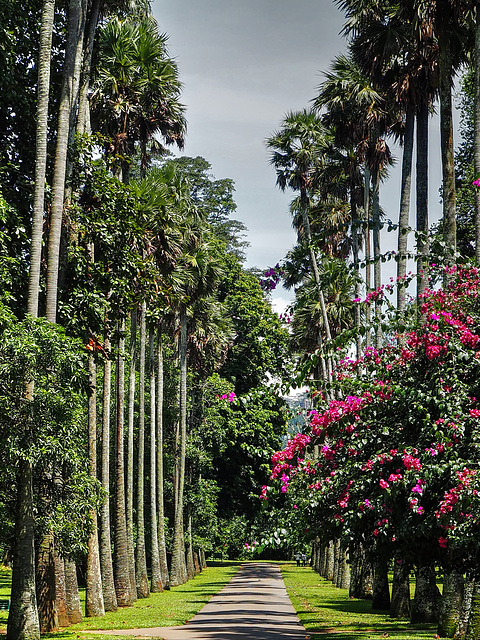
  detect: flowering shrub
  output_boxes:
[267,267,480,573]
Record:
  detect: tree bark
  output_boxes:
[27,0,56,318]
[475,1,480,263]
[156,324,170,589]
[35,533,57,632]
[99,330,118,612]
[397,106,414,317]
[126,310,137,601]
[411,561,440,623]
[372,556,390,611]
[170,307,188,586]
[149,328,162,592]
[390,556,411,619]
[64,560,82,624]
[416,103,429,300]
[86,352,105,617]
[135,302,150,599]
[45,0,87,322]
[437,569,464,638]
[7,461,40,640]
[54,553,70,627]
[113,318,133,607]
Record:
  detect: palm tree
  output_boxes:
[266,110,335,378]
[314,52,392,349]
[90,15,186,182]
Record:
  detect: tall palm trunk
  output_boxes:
[54,553,70,627]
[64,559,82,624]
[126,310,137,601]
[300,183,333,379]
[156,323,169,588]
[364,166,372,350]
[438,569,464,638]
[45,0,87,322]
[397,106,414,317]
[474,0,480,263]
[13,3,57,636]
[416,103,429,299]
[371,166,382,349]
[76,0,100,135]
[27,0,55,318]
[135,303,150,599]
[113,318,132,607]
[85,351,105,617]
[99,329,118,611]
[149,329,162,592]
[437,5,456,264]
[170,307,188,586]
[351,185,362,359]
[7,461,40,640]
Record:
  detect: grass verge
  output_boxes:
[281,563,437,640]
[0,562,240,639]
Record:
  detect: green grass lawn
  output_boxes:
[281,563,438,640]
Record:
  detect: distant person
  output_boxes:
[301,552,307,566]
[295,552,301,567]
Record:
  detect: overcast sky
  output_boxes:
[152,0,445,308]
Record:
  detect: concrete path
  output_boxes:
[95,562,309,640]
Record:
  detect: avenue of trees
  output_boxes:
[258,1,480,639]
[0,2,292,640]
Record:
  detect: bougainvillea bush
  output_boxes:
[268,266,480,576]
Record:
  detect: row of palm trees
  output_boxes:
[8,3,239,640]
[267,0,480,373]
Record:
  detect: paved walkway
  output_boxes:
[95,562,309,640]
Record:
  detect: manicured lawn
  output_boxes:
[281,563,437,640]
[0,562,240,638]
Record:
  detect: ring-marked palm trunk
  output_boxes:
[99,328,118,611]
[149,328,162,592]
[85,350,105,617]
[156,323,169,588]
[170,306,188,586]
[397,107,414,318]
[135,303,150,599]
[126,310,138,601]
[113,318,133,607]
[416,104,429,300]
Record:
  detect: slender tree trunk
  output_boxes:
[113,318,132,607]
[339,544,350,590]
[411,561,440,623]
[76,0,100,135]
[466,579,480,640]
[326,541,335,581]
[156,323,169,589]
[397,106,414,317]
[416,103,430,300]
[390,556,411,619]
[475,1,480,263]
[364,166,372,349]
[45,0,87,322]
[371,166,382,349]
[149,328,162,592]
[36,533,57,632]
[372,556,390,611]
[126,310,137,601]
[351,189,362,359]
[437,9,456,265]
[54,553,70,627]
[99,329,118,612]
[438,569,464,638]
[170,307,188,586]
[64,560,82,624]
[28,0,56,318]
[86,351,105,617]
[135,303,150,599]
[186,516,195,581]
[7,462,40,640]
